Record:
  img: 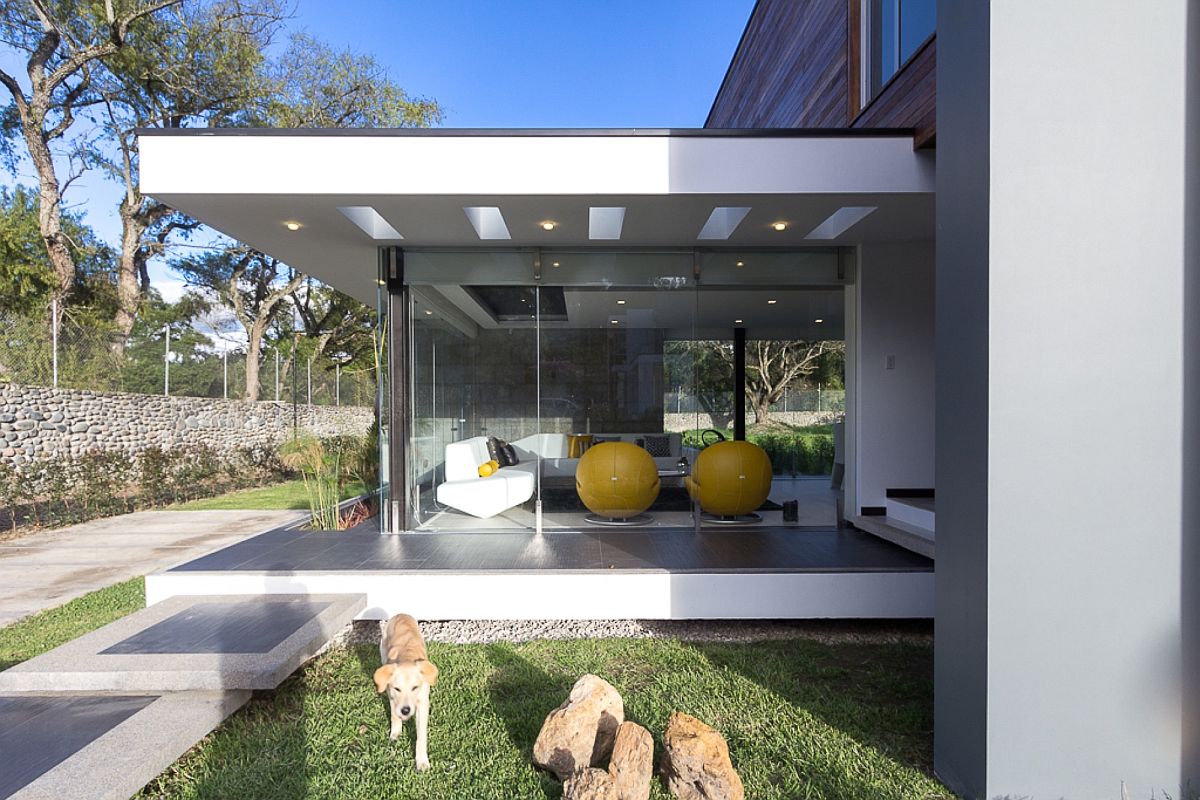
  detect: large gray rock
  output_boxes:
[533,674,625,781]
[659,712,744,800]
[609,721,653,800]
[564,768,618,800]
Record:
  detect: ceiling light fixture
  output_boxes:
[611,319,619,324]
[424,310,433,316]
[772,221,787,232]
[735,319,743,324]
[616,300,626,305]
[767,299,778,305]
[735,261,745,267]
[815,318,824,323]
[541,220,557,231]
[552,261,561,268]
[284,221,302,231]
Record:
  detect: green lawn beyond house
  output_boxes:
[174,479,366,511]
[1,582,950,800]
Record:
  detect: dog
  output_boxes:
[373,613,439,772]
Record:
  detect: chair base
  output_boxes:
[584,513,653,527]
[701,512,763,525]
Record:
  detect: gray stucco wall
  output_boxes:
[937,1,1195,797]
[0,384,373,467]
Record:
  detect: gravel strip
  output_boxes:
[323,617,933,651]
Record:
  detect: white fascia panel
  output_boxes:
[138,134,933,198]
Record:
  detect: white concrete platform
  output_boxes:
[0,593,365,692]
[4,690,249,800]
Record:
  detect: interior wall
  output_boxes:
[853,240,935,511]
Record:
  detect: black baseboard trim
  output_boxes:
[860,506,887,516]
[885,488,935,498]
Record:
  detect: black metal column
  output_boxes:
[381,246,410,533]
[734,327,746,441]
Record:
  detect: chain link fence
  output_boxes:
[0,305,375,406]
[663,386,846,415]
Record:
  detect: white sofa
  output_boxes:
[511,432,691,478]
[435,436,535,518]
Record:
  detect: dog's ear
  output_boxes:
[373,664,395,694]
[418,659,439,688]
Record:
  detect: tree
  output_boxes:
[0,0,184,304]
[172,246,300,401]
[119,288,216,396]
[735,340,845,424]
[92,0,284,352]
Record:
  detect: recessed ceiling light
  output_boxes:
[424,310,433,316]
[616,299,626,305]
[284,221,302,231]
[735,261,745,267]
[551,261,561,268]
[610,319,619,324]
[772,221,787,232]
[767,299,778,305]
[815,318,824,323]
[541,220,557,231]
[735,319,743,324]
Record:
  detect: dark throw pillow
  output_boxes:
[501,443,519,466]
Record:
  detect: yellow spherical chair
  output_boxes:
[684,440,773,524]
[575,441,661,526]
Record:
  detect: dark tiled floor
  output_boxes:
[101,600,331,655]
[0,694,157,798]
[169,527,932,574]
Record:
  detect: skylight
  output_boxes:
[804,206,877,240]
[337,206,403,239]
[463,206,512,240]
[697,207,751,240]
[589,207,626,240]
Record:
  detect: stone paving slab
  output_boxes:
[2,690,250,800]
[0,510,305,627]
[0,593,365,692]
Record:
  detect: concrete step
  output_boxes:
[885,496,935,533]
[852,515,935,559]
[2,690,249,800]
[0,593,365,693]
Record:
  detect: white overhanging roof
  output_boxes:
[139,129,935,305]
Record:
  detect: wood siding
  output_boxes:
[853,36,936,147]
[707,0,936,148]
[706,0,849,129]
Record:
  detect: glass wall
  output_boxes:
[392,247,846,533]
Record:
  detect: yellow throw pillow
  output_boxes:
[489,459,500,471]
[478,462,495,477]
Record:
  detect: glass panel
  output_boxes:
[539,251,696,529]
[899,0,936,62]
[406,252,539,532]
[376,276,390,534]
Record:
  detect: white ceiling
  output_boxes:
[140,131,934,305]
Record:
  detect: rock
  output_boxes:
[533,674,625,781]
[563,768,618,800]
[659,712,744,800]
[13,420,34,431]
[609,721,653,800]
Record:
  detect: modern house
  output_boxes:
[137,0,1198,797]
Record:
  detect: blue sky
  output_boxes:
[3,0,754,299]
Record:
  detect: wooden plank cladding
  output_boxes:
[853,36,937,148]
[706,0,850,129]
[706,0,936,149]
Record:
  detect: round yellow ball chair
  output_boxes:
[575,441,661,525]
[684,440,772,523]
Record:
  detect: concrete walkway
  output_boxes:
[0,510,305,627]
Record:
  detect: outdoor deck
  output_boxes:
[146,525,934,621]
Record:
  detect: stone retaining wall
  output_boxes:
[0,384,374,467]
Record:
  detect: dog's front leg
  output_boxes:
[389,713,404,741]
[414,692,430,772]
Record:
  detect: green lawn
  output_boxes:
[0,577,145,670]
[173,479,367,511]
[0,581,950,799]
[138,637,950,800]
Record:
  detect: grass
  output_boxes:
[138,636,951,800]
[173,479,367,511]
[0,577,144,670]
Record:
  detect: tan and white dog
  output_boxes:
[373,613,439,772]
